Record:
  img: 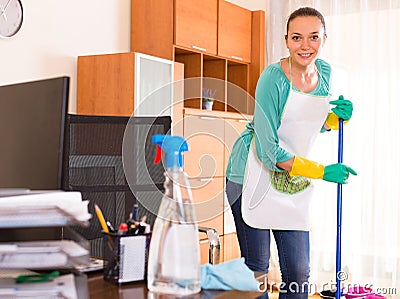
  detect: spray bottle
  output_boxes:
[147,135,200,295]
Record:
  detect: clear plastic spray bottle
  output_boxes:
[147,135,200,295]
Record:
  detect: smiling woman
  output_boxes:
[265,0,400,293]
[0,0,23,38]
[225,6,357,299]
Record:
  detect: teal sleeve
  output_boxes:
[253,65,293,172]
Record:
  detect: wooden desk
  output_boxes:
[87,272,268,299]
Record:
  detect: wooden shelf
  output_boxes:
[174,47,252,114]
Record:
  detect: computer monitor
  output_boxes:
[0,76,69,190]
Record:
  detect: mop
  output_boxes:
[334,116,386,299]
[335,118,344,299]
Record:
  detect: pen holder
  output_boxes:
[102,232,151,284]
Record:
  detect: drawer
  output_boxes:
[184,114,225,177]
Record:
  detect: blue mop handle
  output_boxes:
[335,118,344,299]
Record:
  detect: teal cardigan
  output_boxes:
[226,58,332,184]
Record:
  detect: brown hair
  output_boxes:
[286,7,326,38]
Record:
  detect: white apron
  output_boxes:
[242,87,330,231]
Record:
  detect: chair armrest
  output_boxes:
[198,226,221,264]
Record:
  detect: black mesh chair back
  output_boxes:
[62,114,171,257]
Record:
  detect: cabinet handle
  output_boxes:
[230,55,243,61]
[238,119,250,123]
[199,178,214,182]
[191,45,207,52]
[200,116,216,120]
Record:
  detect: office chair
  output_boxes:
[62,114,220,264]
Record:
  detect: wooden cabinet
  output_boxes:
[174,0,218,55]
[134,53,174,116]
[180,109,252,245]
[222,233,241,261]
[183,112,225,177]
[218,0,252,63]
[77,53,135,116]
[189,177,224,241]
[131,0,174,60]
[200,239,211,264]
[77,52,175,117]
[129,0,264,115]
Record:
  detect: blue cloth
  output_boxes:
[200,257,260,291]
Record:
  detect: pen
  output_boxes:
[94,204,109,233]
[132,203,138,221]
[106,220,115,232]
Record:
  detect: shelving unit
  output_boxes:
[174,45,253,114]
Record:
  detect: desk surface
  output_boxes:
[87,272,268,299]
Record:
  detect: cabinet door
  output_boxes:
[131,0,174,60]
[222,233,241,262]
[174,0,218,55]
[183,114,225,178]
[218,0,252,62]
[134,53,174,116]
[77,53,135,116]
[188,177,224,240]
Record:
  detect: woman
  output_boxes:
[225,7,356,298]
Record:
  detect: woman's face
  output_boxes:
[285,16,326,68]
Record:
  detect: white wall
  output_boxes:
[1,0,131,113]
[0,0,266,113]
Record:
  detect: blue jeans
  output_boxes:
[226,179,310,299]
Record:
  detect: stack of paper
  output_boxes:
[0,190,91,225]
[0,190,90,298]
[0,273,79,299]
[0,240,90,269]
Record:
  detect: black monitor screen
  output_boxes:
[0,76,69,190]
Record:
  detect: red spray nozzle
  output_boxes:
[154,145,163,164]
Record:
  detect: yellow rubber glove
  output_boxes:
[289,156,357,184]
[325,112,349,130]
[289,156,324,179]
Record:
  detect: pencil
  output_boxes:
[94,204,109,233]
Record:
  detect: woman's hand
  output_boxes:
[329,95,353,120]
[325,95,353,130]
[322,163,357,184]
